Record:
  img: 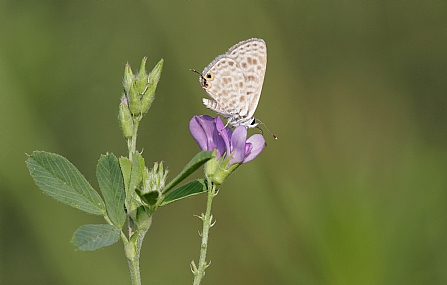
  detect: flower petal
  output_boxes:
[243,134,265,163]
[189,115,215,151]
[215,116,231,157]
[229,126,247,165]
[212,131,226,160]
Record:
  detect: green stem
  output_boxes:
[192,180,217,285]
[126,216,152,285]
[128,254,141,285]
[127,116,141,161]
[124,114,147,285]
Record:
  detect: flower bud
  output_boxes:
[139,162,168,205]
[128,81,141,115]
[123,63,134,95]
[123,57,163,116]
[140,59,163,114]
[119,97,133,139]
[136,57,148,97]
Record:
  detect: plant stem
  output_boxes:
[127,116,141,161]
[128,253,141,285]
[127,216,152,285]
[124,114,147,285]
[193,180,216,285]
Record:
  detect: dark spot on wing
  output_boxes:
[247,75,256,81]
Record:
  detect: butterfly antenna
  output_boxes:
[189,69,204,80]
[256,119,277,140]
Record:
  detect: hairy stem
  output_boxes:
[192,180,217,285]
[127,215,152,285]
[124,114,147,285]
[127,116,141,161]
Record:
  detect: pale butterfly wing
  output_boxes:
[199,38,267,128]
[202,56,246,118]
[225,38,267,119]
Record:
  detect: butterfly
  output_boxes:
[191,38,267,129]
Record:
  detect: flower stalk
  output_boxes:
[192,179,217,285]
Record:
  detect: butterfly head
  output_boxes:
[190,69,214,90]
[201,71,214,89]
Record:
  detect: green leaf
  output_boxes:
[26,151,105,215]
[97,154,126,228]
[129,152,144,192]
[125,152,145,220]
[71,224,120,251]
[160,179,207,206]
[119,156,131,192]
[139,191,159,206]
[162,151,213,195]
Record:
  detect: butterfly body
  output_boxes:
[196,38,267,128]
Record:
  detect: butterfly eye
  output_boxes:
[205,71,214,81]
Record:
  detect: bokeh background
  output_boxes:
[2,2,447,284]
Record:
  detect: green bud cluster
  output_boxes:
[119,58,164,139]
[140,162,168,206]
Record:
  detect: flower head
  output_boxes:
[123,58,163,116]
[189,115,265,184]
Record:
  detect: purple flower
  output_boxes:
[189,115,265,166]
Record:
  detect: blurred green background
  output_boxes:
[2,2,447,284]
